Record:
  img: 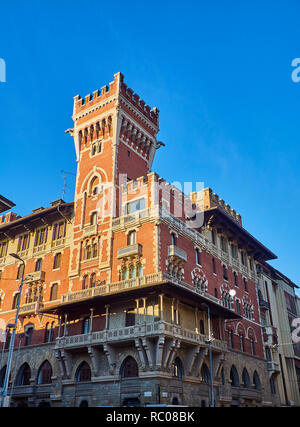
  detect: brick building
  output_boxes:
[0,73,290,407]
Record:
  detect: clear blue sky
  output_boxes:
[1,0,299,292]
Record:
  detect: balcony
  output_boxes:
[24,271,45,283]
[117,243,142,259]
[19,301,44,317]
[55,320,227,353]
[168,245,187,262]
[263,325,278,345]
[259,297,269,310]
[267,361,280,375]
[83,224,98,237]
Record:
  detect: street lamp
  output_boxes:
[0,253,25,407]
[201,302,214,407]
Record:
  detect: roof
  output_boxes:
[0,195,15,213]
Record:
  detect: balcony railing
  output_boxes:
[267,361,280,373]
[117,243,143,259]
[55,320,227,353]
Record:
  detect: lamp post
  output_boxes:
[201,302,214,407]
[0,253,25,407]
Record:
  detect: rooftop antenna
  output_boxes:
[61,170,76,200]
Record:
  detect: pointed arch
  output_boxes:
[15,363,31,386]
[120,356,139,378]
[37,360,52,385]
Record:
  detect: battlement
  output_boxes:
[198,188,242,225]
[73,72,159,127]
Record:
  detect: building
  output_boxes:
[257,263,300,406]
[0,72,292,407]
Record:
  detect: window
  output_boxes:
[92,240,98,258]
[35,258,42,272]
[90,273,97,288]
[125,309,135,327]
[239,334,245,352]
[231,244,237,259]
[211,229,216,245]
[75,362,91,382]
[253,371,261,390]
[52,221,66,241]
[199,319,205,334]
[250,338,255,355]
[25,326,34,346]
[241,251,247,266]
[243,278,248,293]
[82,275,88,290]
[34,227,47,247]
[223,265,228,281]
[212,258,216,274]
[82,317,90,334]
[270,377,276,394]
[172,358,184,379]
[201,363,210,383]
[228,330,233,348]
[50,283,58,301]
[53,253,61,269]
[125,198,146,215]
[236,299,241,315]
[233,271,239,287]
[44,322,55,343]
[17,263,25,279]
[17,233,30,252]
[90,212,98,225]
[242,368,251,388]
[128,230,136,245]
[0,241,8,258]
[230,365,240,387]
[220,236,227,252]
[15,363,31,386]
[37,361,52,385]
[195,248,201,265]
[120,356,139,378]
[12,292,20,309]
[171,232,177,246]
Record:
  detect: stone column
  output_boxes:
[105,305,110,330]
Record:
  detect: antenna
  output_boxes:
[61,170,76,200]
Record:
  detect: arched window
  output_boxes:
[50,283,58,301]
[82,275,88,290]
[15,363,31,386]
[171,232,177,246]
[53,253,61,270]
[233,271,238,287]
[230,365,240,387]
[253,371,261,390]
[120,356,139,378]
[172,357,184,379]
[35,258,42,272]
[242,368,251,388]
[44,322,55,343]
[212,258,216,274]
[37,361,52,385]
[201,363,210,383]
[75,362,91,382]
[223,265,228,281]
[92,240,98,258]
[90,273,97,288]
[82,317,90,334]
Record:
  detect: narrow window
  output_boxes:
[50,283,58,301]
[212,258,216,274]
[53,253,61,270]
[128,230,136,245]
[195,248,201,265]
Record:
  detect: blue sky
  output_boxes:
[0,0,299,291]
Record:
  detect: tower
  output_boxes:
[68,73,160,286]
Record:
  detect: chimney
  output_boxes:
[5,212,17,223]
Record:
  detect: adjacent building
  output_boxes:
[0,73,296,407]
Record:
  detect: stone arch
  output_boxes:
[120,355,139,378]
[242,367,251,388]
[246,326,257,342]
[230,365,240,387]
[37,360,53,385]
[15,362,31,386]
[75,360,92,382]
[79,167,108,195]
[235,321,247,336]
